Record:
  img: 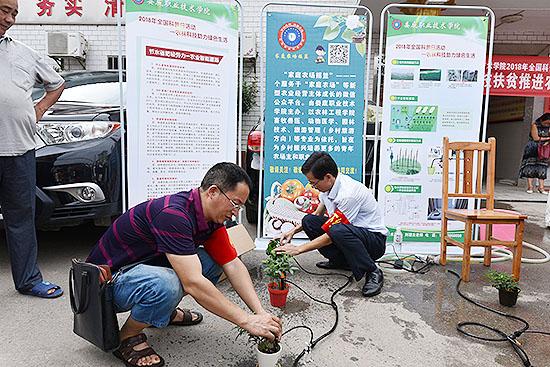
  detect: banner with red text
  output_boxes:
[18,0,124,24]
[126,0,238,206]
[489,55,550,97]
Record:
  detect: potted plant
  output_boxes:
[486,270,520,307]
[236,327,282,367]
[263,239,297,308]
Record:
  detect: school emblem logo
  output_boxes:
[391,19,402,30]
[278,22,306,52]
[132,0,145,4]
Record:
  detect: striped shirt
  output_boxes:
[87,188,223,271]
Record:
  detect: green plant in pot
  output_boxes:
[236,327,281,367]
[486,270,520,307]
[263,239,297,308]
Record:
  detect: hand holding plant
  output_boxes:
[263,239,298,290]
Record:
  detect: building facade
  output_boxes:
[9,0,550,181]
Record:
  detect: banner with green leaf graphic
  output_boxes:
[262,12,368,239]
[378,14,488,247]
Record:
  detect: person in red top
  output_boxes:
[87,163,281,367]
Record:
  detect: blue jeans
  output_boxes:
[302,214,386,281]
[112,247,222,328]
[0,150,43,291]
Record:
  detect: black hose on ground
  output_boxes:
[449,270,550,367]
[280,258,352,367]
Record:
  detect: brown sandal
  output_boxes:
[113,333,165,367]
[169,307,203,326]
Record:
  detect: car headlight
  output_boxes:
[37,121,120,145]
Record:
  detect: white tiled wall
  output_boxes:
[8,1,550,149]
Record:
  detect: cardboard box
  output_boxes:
[218,224,256,282]
[227,223,256,256]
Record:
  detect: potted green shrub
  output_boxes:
[263,239,297,308]
[236,327,281,367]
[486,270,520,307]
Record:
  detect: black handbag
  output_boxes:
[69,259,120,352]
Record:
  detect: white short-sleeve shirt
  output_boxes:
[0,35,64,156]
[319,174,388,235]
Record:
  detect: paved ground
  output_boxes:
[1,183,549,366]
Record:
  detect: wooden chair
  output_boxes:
[440,137,527,282]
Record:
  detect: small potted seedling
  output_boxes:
[236,327,282,367]
[486,270,520,307]
[263,239,297,308]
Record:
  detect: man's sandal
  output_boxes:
[113,333,165,367]
[20,281,63,299]
[169,307,203,326]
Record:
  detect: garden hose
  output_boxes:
[433,241,550,265]
[449,270,550,367]
[280,258,353,367]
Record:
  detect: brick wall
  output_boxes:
[8,2,550,150]
[8,24,124,71]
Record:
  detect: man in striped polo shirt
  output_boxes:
[87,163,281,367]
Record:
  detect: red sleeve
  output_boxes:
[203,227,237,266]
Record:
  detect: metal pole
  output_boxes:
[235,0,244,224]
[116,0,127,213]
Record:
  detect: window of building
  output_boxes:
[107,55,126,70]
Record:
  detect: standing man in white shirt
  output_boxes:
[0,0,65,298]
[277,152,388,297]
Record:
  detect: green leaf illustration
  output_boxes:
[341,28,354,43]
[314,15,332,28]
[323,25,341,41]
[355,41,366,57]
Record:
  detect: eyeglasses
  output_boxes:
[217,186,245,212]
[308,179,321,188]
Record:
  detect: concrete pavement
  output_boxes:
[1,183,549,366]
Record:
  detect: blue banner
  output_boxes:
[262,12,367,238]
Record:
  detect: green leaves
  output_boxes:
[486,270,519,292]
[341,28,355,43]
[313,14,367,57]
[323,24,341,41]
[235,326,280,354]
[314,15,332,28]
[263,238,298,288]
[355,41,366,57]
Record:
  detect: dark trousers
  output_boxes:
[0,150,42,291]
[302,214,386,281]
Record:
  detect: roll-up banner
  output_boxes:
[126,0,239,206]
[262,11,369,239]
[377,13,489,249]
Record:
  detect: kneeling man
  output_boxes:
[87,162,281,367]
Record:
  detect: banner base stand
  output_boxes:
[254,237,309,251]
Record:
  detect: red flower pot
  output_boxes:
[267,282,289,308]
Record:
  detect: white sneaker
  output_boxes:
[526,189,534,194]
[538,189,549,194]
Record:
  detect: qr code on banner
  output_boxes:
[328,43,350,66]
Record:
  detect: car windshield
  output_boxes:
[58,82,126,105]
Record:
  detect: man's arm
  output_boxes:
[276,201,329,256]
[34,84,64,122]
[275,232,332,256]
[166,253,281,339]
[222,257,266,315]
[280,201,326,244]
